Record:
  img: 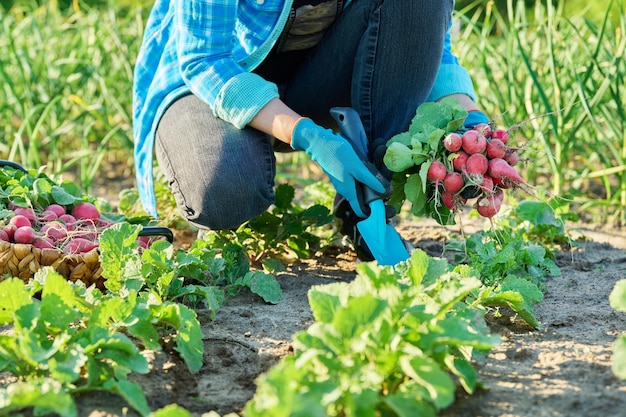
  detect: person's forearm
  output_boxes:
[248,98,302,145]
[442,93,481,113]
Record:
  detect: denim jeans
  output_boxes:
[155,0,453,230]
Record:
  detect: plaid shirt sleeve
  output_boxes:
[175,0,280,128]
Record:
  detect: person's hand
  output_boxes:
[464,110,490,129]
[291,118,388,218]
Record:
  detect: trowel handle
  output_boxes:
[329,107,369,158]
[330,107,389,209]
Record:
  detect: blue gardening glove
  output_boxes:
[464,110,490,128]
[291,118,388,218]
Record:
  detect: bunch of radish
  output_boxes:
[0,201,152,254]
[428,123,527,219]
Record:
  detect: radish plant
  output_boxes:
[244,249,545,416]
[383,97,532,225]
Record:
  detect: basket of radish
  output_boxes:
[0,162,172,288]
[383,97,530,225]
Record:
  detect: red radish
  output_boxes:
[441,191,455,210]
[441,190,467,211]
[74,222,98,240]
[0,229,9,242]
[10,214,31,229]
[137,235,151,250]
[491,128,510,144]
[473,123,492,138]
[465,153,489,183]
[3,225,16,241]
[427,161,447,186]
[71,202,100,221]
[443,132,463,152]
[479,175,495,194]
[14,226,36,244]
[39,210,58,222]
[63,238,99,254]
[45,204,66,218]
[13,207,36,223]
[32,236,55,249]
[461,129,487,155]
[486,138,507,159]
[476,190,504,218]
[488,158,525,186]
[95,218,114,229]
[452,151,469,172]
[505,150,520,167]
[41,222,68,242]
[492,175,509,189]
[443,172,464,194]
[58,214,77,229]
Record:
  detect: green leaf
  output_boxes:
[384,393,436,417]
[332,294,387,339]
[405,250,430,287]
[387,130,413,147]
[480,290,540,328]
[610,280,626,312]
[405,174,426,216]
[514,200,561,227]
[109,379,151,417]
[32,178,53,205]
[501,276,544,304]
[152,302,204,372]
[93,334,150,374]
[384,142,415,172]
[426,128,445,152]
[248,271,282,304]
[99,222,143,290]
[274,183,295,210]
[149,404,194,417]
[308,288,340,324]
[51,184,82,206]
[444,354,477,394]
[612,334,626,380]
[0,378,76,417]
[0,278,32,324]
[40,270,80,330]
[399,355,455,409]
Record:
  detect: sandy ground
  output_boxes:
[3,216,626,417]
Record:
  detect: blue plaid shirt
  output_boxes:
[133,0,476,216]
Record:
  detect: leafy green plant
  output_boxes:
[0,271,155,416]
[100,223,283,317]
[444,216,560,328]
[447,230,560,289]
[495,199,580,248]
[609,279,626,379]
[202,183,334,270]
[245,250,500,416]
[0,221,283,416]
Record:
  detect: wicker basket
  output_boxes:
[0,240,104,289]
[0,158,175,289]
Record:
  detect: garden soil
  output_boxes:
[4,209,626,416]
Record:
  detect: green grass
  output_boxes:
[0,3,146,190]
[1,1,625,224]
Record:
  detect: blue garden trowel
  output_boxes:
[330,107,410,266]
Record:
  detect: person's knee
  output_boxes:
[383,0,453,26]
[183,176,275,231]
